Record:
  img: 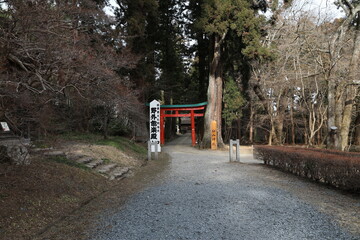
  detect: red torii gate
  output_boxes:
[160,102,207,146]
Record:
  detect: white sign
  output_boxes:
[0,122,10,132]
[149,100,161,152]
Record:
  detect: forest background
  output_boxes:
[0,0,359,151]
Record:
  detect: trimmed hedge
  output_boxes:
[254,145,360,192]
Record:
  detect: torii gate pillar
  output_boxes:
[190,110,196,146]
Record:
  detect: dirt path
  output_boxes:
[37,134,360,240]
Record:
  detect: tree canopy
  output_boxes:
[1,0,359,151]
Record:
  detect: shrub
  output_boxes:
[254,145,360,192]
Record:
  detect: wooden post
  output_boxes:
[211,120,217,150]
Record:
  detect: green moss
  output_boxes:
[101,158,111,164]
[0,193,9,199]
[32,141,51,149]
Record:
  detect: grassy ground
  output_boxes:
[59,133,147,158]
[0,133,147,240]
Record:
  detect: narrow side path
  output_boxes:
[90,135,360,240]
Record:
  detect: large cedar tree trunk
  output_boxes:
[198,33,209,100]
[202,33,226,148]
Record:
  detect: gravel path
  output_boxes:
[90,134,360,240]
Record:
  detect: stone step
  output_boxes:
[31,147,54,153]
[96,163,118,174]
[85,159,104,169]
[108,167,130,180]
[66,154,85,161]
[76,156,94,164]
[44,151,66,157]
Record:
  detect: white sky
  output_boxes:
[290,0,345,20]
[103,0,345,22]
[0,0,344,22]
[103,0,119,17]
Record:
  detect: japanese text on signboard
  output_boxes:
[149,100,161,152]
[150,105,160,142]
[211,120,217,150]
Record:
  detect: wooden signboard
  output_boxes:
[211,120,217,150]
[149,100,161,152]
[0,122,10,132]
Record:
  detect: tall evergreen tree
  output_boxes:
[156,0,187,103]
[115,0,158,100]
[188,0,210,101]
[196,0,270,148]
[156,0,188,139]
